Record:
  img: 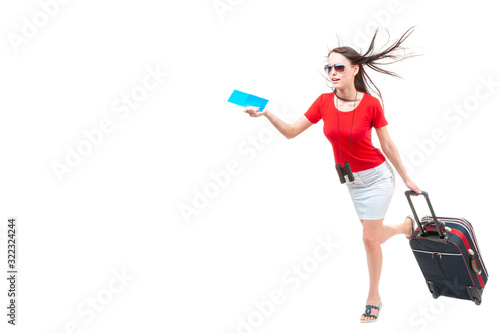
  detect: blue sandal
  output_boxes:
[360,303,382,323]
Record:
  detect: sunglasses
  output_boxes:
[324,63,353,74]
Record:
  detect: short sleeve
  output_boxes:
[304,94,323,124]
[372,98,388,128]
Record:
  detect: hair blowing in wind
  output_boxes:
[324,26,419,106]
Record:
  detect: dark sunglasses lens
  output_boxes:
[334,64,345,73]
[324,65,332,74]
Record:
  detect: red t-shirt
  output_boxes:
[304,92,388,172]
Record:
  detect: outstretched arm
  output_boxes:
[243,107,314,139]
[376,126,422,194]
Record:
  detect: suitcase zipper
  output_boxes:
[412,249,462,258]
[424,223,488,286]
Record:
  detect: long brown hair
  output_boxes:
[325,26,419,107]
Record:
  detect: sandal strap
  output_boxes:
[362,313,377,319]
[365,304,380,311]
[362,304,379,317]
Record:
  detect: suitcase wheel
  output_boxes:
[466,286,483,306]
[427,281,440,299]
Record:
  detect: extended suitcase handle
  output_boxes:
[405,190,445,238]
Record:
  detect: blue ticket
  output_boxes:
[228,90,268,112]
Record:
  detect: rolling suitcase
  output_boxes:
[405,190,488,305]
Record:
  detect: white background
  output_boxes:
[1,0,499,332]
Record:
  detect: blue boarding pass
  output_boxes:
[228,90,268,112]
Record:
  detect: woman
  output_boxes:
[243,27,422,323]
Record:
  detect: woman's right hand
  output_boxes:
[404,178,422,196]
[243,106,267,118]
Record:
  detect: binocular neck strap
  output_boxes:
[334,90,357,166]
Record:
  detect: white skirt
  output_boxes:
[345,160,395,220]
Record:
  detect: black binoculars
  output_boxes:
[336,162,355,184]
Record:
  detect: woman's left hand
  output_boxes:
[404,178,422,196]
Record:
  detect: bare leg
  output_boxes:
[380,216,413,244]
[358,216,413,322]
[359,218,383,322]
